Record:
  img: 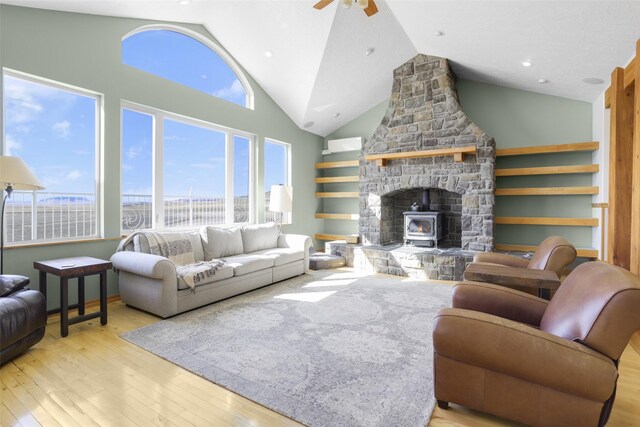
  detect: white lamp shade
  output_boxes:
[269,185,292,213]
[0,156,44,190]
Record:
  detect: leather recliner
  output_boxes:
[433,261,640,427]
[0,275,47,365]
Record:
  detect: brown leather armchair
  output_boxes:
[473,236,577,278]
[0,275,47,365]
[433,261,640,427]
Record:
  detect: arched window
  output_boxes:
[122,26,253,108]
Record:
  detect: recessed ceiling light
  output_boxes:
[582,77,604,85]
[333,113,341,118]
[522,60,533,67]
[433,31,444,37]
[178,0,190,5]
[538,78,549,84]
[364,48,375,56]
[264,50,273,58]
[304,121,314,128]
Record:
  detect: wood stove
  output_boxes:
[403,211,443,248]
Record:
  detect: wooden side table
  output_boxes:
[34,256,112,337]
[463,263,561,300]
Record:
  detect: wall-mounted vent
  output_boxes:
[322,137,362,155]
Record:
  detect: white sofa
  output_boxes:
[111,223,311,318]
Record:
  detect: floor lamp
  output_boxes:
[0,156,44,274]
[269,184,292,228]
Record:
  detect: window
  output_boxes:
[122,26,253,108]
[2,71,100,244]
[121,103,255,233]
[121,109,153,230]
[264,139,291,224]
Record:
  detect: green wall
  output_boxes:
[0,5,323,310]
[321,79,593,248]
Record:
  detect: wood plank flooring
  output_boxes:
[1,287,640,426]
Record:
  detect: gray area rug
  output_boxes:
[121,270,453,427]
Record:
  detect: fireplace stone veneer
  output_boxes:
[359,54,495,251]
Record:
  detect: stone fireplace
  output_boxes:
[359,54,495,251]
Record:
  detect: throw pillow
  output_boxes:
[200,226,244,260]
[241,222,280,253]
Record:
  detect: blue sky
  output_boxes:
[123,29,246,107]
[3,75,96,194]
[4,29,285,199]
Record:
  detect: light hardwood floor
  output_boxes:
[1,298,640,426]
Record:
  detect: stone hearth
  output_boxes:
[327,241,474,281]
[359,54,495,253]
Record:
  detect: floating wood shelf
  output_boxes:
[315,176,359,184]
[315,233,347,241]
[365,145,477,167]
[315,213,359,220]
[315,160,359,169]
[495,244,598,259]
[496,164,599,177]
[496,217,599,227]
[496,141,599,157]
[315,192,359,198]
[496,186,599,196]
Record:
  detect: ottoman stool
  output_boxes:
[309,252,346,270]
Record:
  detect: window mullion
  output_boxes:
[225,131,234,224]
[249,136,256,224]
[153,114,164,230]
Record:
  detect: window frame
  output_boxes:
[2,68,103,245]
[120,101,256,234]
[121,24,255,110]
[264,138,292,225]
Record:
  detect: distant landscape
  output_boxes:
[4,193,271,243]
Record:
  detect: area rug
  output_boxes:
[121,270,453,427]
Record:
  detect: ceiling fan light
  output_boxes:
[357,0,369,9]
[341,0,353,9]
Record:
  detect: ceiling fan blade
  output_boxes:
[313,0,335,10]
[363,0,378,16]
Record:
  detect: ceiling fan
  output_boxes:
[313,0,379,17]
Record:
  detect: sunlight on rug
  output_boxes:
[121,270,453,427]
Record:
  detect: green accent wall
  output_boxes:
[0,5,323,310]
[321,79,594,249]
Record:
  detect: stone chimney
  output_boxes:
[359,54,495,251]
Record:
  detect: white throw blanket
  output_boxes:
[117,231,226,292]
[176,260,227,291]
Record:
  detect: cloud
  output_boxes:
[5,135,23,155]
[53,120,71,138]
[191,163,215,169]
[66,170,82,180]
[127,144,143,159]
[4,76,48,125]
[165,135,186,142]
[212,79,245,101]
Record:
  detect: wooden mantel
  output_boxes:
[365,145,477,167]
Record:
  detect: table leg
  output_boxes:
[60,277,69,337]
[99,271,107,325]
[78,276,85,315]
[539,288,551,300]
[39,270,47,299]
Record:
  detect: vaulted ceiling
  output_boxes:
[4,1,640,136]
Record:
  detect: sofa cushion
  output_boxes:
[201,226,244,260]
[252,248,304,267]
[177,263,234,290]
[241,222,279,253]
[223,254,274,276]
